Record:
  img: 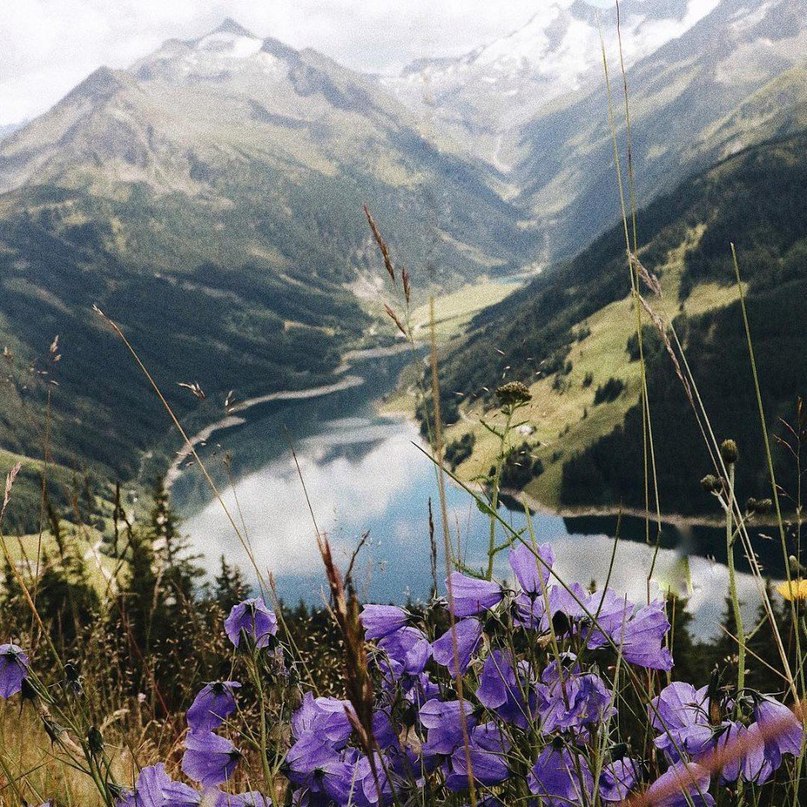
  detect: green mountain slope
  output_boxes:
[437,131,807,514]
[0,22,531,530]
[513,0,807,261]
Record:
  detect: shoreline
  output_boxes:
[165,373,365,489]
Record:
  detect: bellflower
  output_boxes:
[651,683,712,760]
[753,695,804,770]
[182,732,241,787]
[187,681,241,732]
[431,618,483,675]
[599,757,640,803]
[116,764,200,807]
[582,589,632,647]
[612,601,674,670]
[446,721,511,790]
[644,762,715,806]
[360,604,410,640]
[741,722,775,784]
[285,734,340,789]
[0,643,30,698]
[445,572,503,617]
[216,793,272,807]
[291,694,354,747]
[537,670,615,735]
[512,590,548,631]
[714,721,760,785]
[224,598,278,649]
[528,744,594,806]
[115,763,171,807]
[476,649,534,729]
[508,542,554,594]
[378,627,431,676]
[421,698,477,758]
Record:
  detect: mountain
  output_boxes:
[512,0,807,259]
[381,0,720,166]
[0,20,530,530]
[435,130,807,515]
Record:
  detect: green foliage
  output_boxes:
[561,282,807,514]
[439,131,807,420]
[593,377,625,405]
[500,441,544,489]
[444,432,476,471]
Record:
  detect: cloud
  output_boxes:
[0,0,548,124]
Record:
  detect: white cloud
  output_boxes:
[0,0,555,124]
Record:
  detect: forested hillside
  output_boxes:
[437,132,807,514]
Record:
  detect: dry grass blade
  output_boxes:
[638,295,694,407]
[317,534,376,761]
[625,700,807,805]
[630,253,662,297]
[383,304,407,337]
[2,461,22,523]
[363,204,396,284]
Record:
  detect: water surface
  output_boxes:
[174,353,780,637]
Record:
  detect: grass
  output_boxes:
[444,224,746,508]
[409,278,523,343]
[1,522,119,595]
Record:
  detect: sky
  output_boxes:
[0,0,615,126]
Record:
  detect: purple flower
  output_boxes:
[187,681,241,732]
[216,793,272,807]
[446,721,511,790]
[617,601,674,670]
[528,744,594,806]
[431,618,483,676]
[182,732,241,787]
[599,757,640,803]
[377,627,431,676]
[163,780,202,807]
[0,644,29,698]
[115,764,200,807]
[401,671,441,709]
[476,649,534,729]
[285,734,340,789]
[650,683,711,760]
[420,698,477,758]
[714,722,759,784]
[445,572,503,617]
[582,589,632,647]
[741,722,775,784]
[512,590,548,631]
[586,597,673,670]
[360,604,410,639]
[508,542,554,594]
[548,582,590,623]
[536,669,615,735]
[115,763,170,807]
[753,695,804,770]
[645,762,715,806]
[224,598,278,649]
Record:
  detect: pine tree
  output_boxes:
[214,555,251,612]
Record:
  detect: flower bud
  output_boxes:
[496,381,532,408]
[701,475,725,494]
[720,439,738,465]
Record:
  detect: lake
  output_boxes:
[173,351,782,638]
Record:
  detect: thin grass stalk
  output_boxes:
[429,296,477,807]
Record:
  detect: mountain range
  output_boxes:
[1,0,806,527]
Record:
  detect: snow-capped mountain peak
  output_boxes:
[381,0,721,163]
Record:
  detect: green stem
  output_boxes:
[726,464,745,694]
[486,408,513,579]
[250,653,274,793]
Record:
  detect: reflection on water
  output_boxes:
[175,355,781,639]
